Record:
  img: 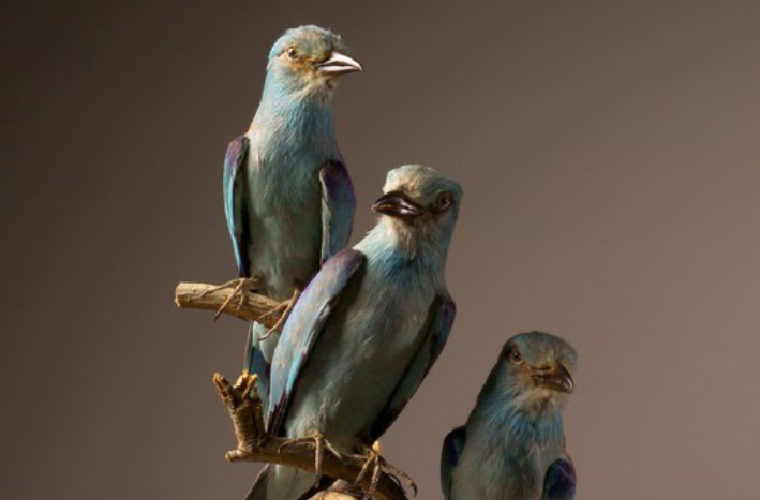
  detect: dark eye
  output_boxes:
[286,47,298,59]
[508,348,523,364]
[435,192,452,213]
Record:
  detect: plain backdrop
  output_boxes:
[3,1,760,499]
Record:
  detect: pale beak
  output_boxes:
[315,51,362,75]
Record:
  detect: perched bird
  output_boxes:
[216,25,360,405]
[248,165,463,500]
[441,332,578,500]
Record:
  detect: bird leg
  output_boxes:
[354,443,417,499]
[354,445,383,499]
[258,287,301,338]
[277,431,343,484]
[199,277,259,320]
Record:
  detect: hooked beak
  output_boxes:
[532,363,574,394]
[315,51,362,75]
[372,192,424,218]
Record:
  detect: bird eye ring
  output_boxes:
[508,348,523,364]
[286,47,298,59]
[435,192,452,213]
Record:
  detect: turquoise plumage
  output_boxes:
[441,332,578,500]
[249,165,462,500]
[219,25,360,409]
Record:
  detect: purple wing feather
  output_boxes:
[542,457,577,500]
[319,160,356,263]
[440,425,466,500]
[222,136,252,277]
[267,249,366,435]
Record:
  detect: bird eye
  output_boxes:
[286,47,298,59]
[435,192,452,213]
[508,348,523,364]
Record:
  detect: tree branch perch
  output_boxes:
[213,372,410,500]
[174,281,286,329]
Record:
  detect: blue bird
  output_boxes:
[441,332,578,500]
[215,25,360,406]
[247,165,462,500]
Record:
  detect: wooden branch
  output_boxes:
[174,281,285,329]
[310,494,360,500]
[213,372,410,500]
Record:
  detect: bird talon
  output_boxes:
[277,438,301,454]
[383,462,417,496]
[355,446,384,498]
[353,444,415,499]
[277,431,335,482]
[258,287,301,336]
[324,439,344,462]
[198,277,257,320]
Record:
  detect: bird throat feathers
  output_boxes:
[365,216,451,276]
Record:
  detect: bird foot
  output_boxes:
[355,443,417,499]
[200,277,258,320]
[258,287,301,338]
[277,431,343,484]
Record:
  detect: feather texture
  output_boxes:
[443,332,578,500]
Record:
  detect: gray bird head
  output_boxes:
[373,164,463,233]
[488,332,578,415]
[266,25,361,98]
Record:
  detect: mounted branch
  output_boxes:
[213,372,411,500]
[174,281,285,329]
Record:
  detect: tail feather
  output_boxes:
[244,465,271,500]
[246,464,334,500]
[243,325,310,500]
[245,322,280,414]
[261,465,316,500]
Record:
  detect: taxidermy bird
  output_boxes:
[213,25,360,406]
[247,165,462,500]
[441,332,578,500]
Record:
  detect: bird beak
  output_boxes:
[372,192,424,218]
[532,363,574,394]
[315,51,362,75]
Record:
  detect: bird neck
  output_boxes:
[355,218,450,286]
[252,73,336,151]
[469,376,566,451]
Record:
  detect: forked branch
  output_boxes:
[213,372,410,500]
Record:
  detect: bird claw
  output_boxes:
[258,287,301,337]
[199,277,258,320]
[354,446,383,499]
[380,460,417,497]
[355,444,417,499]
[277,431,342,484]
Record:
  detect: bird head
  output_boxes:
[266,25,361,99]
[491,332,577,416]
[373,165,463,237]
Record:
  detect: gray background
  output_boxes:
[3,1,760,498]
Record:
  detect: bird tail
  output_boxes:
[244,465,271,500]
[245,322,281,414]
[242,323,319,500]
[245,464,317,500]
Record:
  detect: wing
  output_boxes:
[319,160,356,263]
[367,294,456,441]
[267,248,366,435]
[542,457,577,500]
[222,136,252,277]
[440,425,466,500]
